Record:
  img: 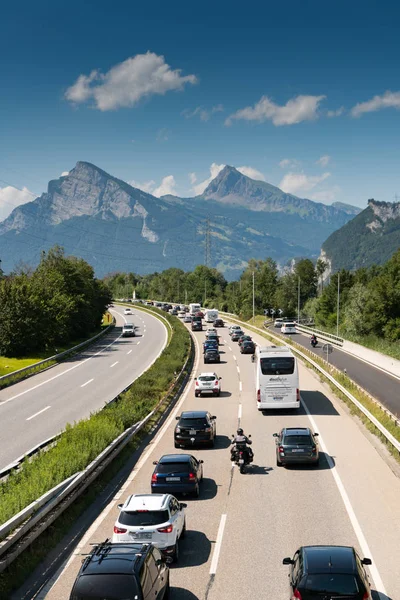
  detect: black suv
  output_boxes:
[283,545,372,600]
[70,541,170,600]
[273,427,319,467]
[175,410,217,448]
[204,348,221,363]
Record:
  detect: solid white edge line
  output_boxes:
[26,406,51,421]
[45,321,199,593]
[238,404,242,419]
[209,514,227,575]
[110,361,119,368]
[80,379,94,388]
[301,398,387,598]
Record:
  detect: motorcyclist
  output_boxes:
[310,334,318,346]
[231,428,254,462]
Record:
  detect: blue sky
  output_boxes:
[1,0,400,219]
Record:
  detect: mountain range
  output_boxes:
[0,162,361,279]
[321,199,400,273]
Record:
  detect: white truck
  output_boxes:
[204,309,218,323]
[189,303,201,316]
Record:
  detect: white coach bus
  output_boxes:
[255,346,300,410]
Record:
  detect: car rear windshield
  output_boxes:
[260,357,295,375]
[199,376,216,382]
[123,325,134,329]
[283,435,312,445]
[304,574,359,594]
[71,573,140,599]
[119,509,169,526]
[157,462,189,473]
[180,418,208,427]
[284,323,295,327]
[242,342,254,347]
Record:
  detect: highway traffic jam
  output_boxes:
[45,303,399,600]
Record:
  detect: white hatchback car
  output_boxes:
[124,308,133,315]
[281,322,297,334]
[195,372,222,397]
[112,493,186,563]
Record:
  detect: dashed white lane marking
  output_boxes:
[209,514,227,575]
[236,366,240,374]
[233,354,237,361]
[26,406,51,421]
[110,361,119,368]
[239,381,242,392]
[127,349,133,355]
[228,345,232,351]
[302,399,387,598]
[137,341,141,345]
[238,404,242,419]
[80,379,94,388]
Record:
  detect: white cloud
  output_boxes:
[310,186,341,203]
[192,163,225,195]
[237,166,266,181]
[225,94,326,126]
[316,155,330,167]
[156,128,169,142]
[65,52,197,111]
[0,186,33,221]
[128,179,156,193]
[182,104,224,122]
[279,158,300,169]
[189,172,197,184]
[351,90,400,117]
[279,171,331,196]
[61,171,69,176]
[153,175,177,197]
[327,107,345,118]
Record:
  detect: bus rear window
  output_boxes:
[260,357,295,375]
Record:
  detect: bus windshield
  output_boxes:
[260,357,295,375]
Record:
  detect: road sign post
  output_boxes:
[322,343,333,366]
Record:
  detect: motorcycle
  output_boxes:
[231,435,252,474]
[310,337,318,348]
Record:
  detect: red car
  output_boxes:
[195,311,204,318]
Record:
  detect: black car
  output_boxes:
[238,335,252,347]
[213,318,224,327]
[204,348,221,363]
[283,545,372,600]
[151,454,204,497]
[274,427,319,467]
[175,410,217,448]
[69,541,169,600]
[240,340,256,354]
[203,340,218,353]
[191,320,202,331]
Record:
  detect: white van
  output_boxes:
[204,309,218,323]
[255,346,300,410]
[189,303,201,316]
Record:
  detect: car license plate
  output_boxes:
[189,429,196,435]
[292,449,304,453]
[166,477,180,481]
[273,396,283,401]
[239,459,244,464]
[204,383,212,387]
[133,533,152,540]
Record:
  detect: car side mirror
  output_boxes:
[219,377,222,380]
[273,433,278,437]
[248,434,251,438]
[175,416,180,420]
[361,558,372,565]
[212,415,217,419]
[180,503,187,509]
[153,461,158,465]
[199,460,204,463]
[314,432,319,436]
[282,557,294,565]
[117,503,123,510]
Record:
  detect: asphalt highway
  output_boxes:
[44,319,400,600]
[0,307,167,472]
[269,324,400,417]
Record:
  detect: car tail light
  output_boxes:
[279,446,284,454]
[362,593,371,600]
[151,473,158,483]
[157,524,173,533]
[205,427,211,432]
[175,427,181,433]
[214,381,219,386]
[296,388,300,401]
[195,381,199,386]
[188,472,196,481]
[292,590,302,600]
[257,389,261,403]
[312,446,317,453]
[113,526,127,534]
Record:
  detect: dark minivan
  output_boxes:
[69,541,170,600]
[283,545,372,600]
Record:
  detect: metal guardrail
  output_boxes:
[220,312,400,454]
[0,321,116,389]
[0,434,62,481]
[293,323,344,346]
[0,325,193,573]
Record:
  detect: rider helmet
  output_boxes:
[237,428,244,435]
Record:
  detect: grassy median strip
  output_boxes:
[225,314,400,463]
[0,307,190,526]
